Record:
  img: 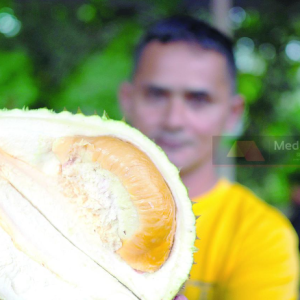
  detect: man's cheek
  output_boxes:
[199,118,226,135]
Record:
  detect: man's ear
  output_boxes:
[118,82,134,121]
[225,94,244,133]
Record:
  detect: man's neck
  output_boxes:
[180,161,218,199]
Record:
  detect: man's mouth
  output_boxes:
[155,138,187,150]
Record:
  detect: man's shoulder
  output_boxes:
[191,180,299,298]
[194,178,297,241]
[226,181,299,292]
[225,180,296,240]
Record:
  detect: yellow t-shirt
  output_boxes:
[183,179,299,300]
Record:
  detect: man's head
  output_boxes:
[119,16,243,177]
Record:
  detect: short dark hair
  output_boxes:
[133,15,236,91]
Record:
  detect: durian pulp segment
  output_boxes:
[52,136,176,273]
[53,139,139,252]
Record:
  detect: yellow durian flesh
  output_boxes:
[52,135,176,273]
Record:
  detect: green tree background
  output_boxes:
[1,0,300,212]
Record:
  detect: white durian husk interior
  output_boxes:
[0,109,196,300]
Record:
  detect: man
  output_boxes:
[119,16,299,300]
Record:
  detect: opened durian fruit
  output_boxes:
[0,109,196,300]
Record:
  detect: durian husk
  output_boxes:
[0,109,196,300]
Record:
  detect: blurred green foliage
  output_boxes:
[0,50,38,108]
[0,0,300,209]
[49,23,141,118]
[232,2,300,208]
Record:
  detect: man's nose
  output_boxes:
[164,97,186,129]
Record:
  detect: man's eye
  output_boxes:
[145,88,168,102]
[185,92,210,107]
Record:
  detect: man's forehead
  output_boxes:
[136,41,226,68]
[135,41,227,74]
[133,41,229,89]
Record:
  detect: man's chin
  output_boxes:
[165,154,207,175]
[163,154,185,170]
[158,148,194,170]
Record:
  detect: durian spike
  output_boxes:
[102,111,110,120]
[77,107,83,115]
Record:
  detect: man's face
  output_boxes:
[120,41,242,174]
